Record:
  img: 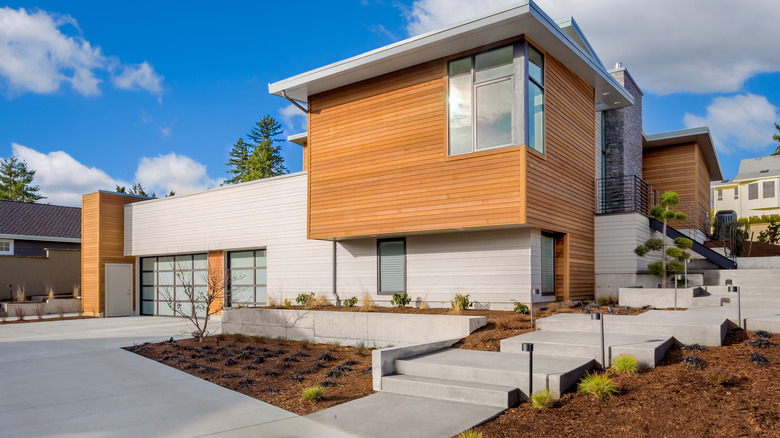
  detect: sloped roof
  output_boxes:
[733,155,780,181]
[643,127,723,181]
[0,200,81,240]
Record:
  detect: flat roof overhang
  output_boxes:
[644,127,723,181]
[268,1,632,111]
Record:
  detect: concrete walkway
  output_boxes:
[0,317,355,438]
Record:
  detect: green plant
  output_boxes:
[391,292,411,307]
[451,294,473,311]
[283,299,291,307]
[343,296,358,307]
[530,388,554,410]
[302,385,324,401]
[513,302,529,314]
[577,372,617,399]
[295,292,314,307]
[757,219,780,244]
[719,220,750,257]
[634,191,690,287]
[610,354,640,375]
[457,431,484,438]
[595,296,616,306]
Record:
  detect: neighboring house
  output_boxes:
[0,200,81,301]
[81,1,723,316]
[712,155,780,220]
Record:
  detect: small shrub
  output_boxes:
[451,294,473,312]
[46,284,55,301]
[530,388,554,410]
[750,353,770,366]
[754,330,773,339]
[302,385,324,402]
[267,293,279,307]
[237,378,253,388]
[420,301,429,310]
[683,355,705,369]
[546,302,560,313]
[457,431,484,438]
[704,367,736,387]
[391,292,411,307]
[328,341,341,351]
[15,307,25,321]
[562,300,575,308]
[343,296,358,307]
[595,296,616,306]
[33,303,46,320]
[72,283,80,299]
[682,343,707,351]
[360,292,372,312]
[513,302,529,314]
[610,354,639,375]
[283,299,291,307]
[746,339,774,348]
[314,294,328,307]
[295,292,314,307]
[13,284,26,303]
[577,372,617,399]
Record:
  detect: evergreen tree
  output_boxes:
[116,183,157,198]
[0,156,45,203]
[634,191,690,287]
[772,123,780,156]
[224,115,288,184]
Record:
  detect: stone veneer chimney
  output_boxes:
[603,63,644,180]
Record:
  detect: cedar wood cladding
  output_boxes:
[81,192,144,316]
[642,143,711,234]
[307,41,597,300]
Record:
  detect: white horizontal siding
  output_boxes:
[125,173,332,299]
[595,212,659,274]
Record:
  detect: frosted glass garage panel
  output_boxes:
[230,251,254,268]
[193,254,208,270]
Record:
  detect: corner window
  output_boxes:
[734,187,739,200]
[763,181,775,198]
[447,41,544,156]
[378,239,405,294]
[749,183,758,200]
[228,250,267,306]
[717,189,723,201]
[0,239,12,255]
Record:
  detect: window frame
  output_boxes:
[446,39,544,157]
[763,181,775,199]
[376,238,406,295]
[140,253,209,316]
[734,187,739,200]
[227,249,268,307]
[0,239,12,255]
[717,189,723,201]
[748,183,759,200]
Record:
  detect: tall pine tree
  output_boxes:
[224,115,288,184]
[0,156,45,203]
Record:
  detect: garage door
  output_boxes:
[140,253,209,316]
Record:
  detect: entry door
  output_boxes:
[106,263,133,317]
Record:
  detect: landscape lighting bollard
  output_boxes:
[685,259,691,288]
[522,343,533,403]
[591,313,605,369]
[530,288,540,329]
[728,285,741,329]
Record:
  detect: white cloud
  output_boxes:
[279,104,307,133]
[135,152,222,196]
[404,0,780,95]
[683,94,778,155]
[0,7,163,97]
[112,61,163,98]
[9,143,126,206]
[160,127,171,136]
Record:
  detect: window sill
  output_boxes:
[445,145,524,162]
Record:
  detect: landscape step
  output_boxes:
[500,331,674,368]
[698,285,780,295]
[691,294,780,308]
[535,312,728,346]
[393,348,593,399]
[381,374,519,408]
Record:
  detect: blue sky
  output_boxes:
[1,0,779,206]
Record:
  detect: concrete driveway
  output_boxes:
[0,316,355,438]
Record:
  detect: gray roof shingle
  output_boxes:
[734,155,780,181]
[0,200,81,239]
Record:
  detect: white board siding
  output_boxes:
[125,173,333,300]
[595,212,657,274]
[336,239,378,297]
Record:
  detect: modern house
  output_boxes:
[712,155,780,221]
[0,200,81,300]
[81,1,723,316]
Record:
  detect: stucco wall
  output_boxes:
[0,249,80,300]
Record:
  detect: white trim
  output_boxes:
[0,239,13,255]
[0,234,79,243]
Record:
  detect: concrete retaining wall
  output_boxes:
[2,298,81,316]
[597,273,703,299]
[735,257,780,269]
[221,308,486,349]
[619,287,700,308]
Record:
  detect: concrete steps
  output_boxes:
[387,348,593,401]
[381,374,519,408]
[691,293,780,307]
[535,312,728,346]
[500,331,673,368]
[698,285,780,295]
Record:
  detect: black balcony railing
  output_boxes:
[596,175,652,215]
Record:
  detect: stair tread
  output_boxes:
[502,331,671,348]
[395,348,592,375]
[383,374,518,392]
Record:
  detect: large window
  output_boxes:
[763,181,775,199]
[447,41,544,155]
[378,239,405,294]
[140,254,208,316]
[228,250,267,306]
[749,183,759,200]
[0,239,12,255]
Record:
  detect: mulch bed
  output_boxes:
[471,329,780,437]
[125,334,374,415]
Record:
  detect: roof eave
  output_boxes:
[643,127,723,181]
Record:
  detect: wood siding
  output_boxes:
[643,143,710,234]
[307,59,526,239]
[208,250,224,315]
[81,192,144,316]
[525,56,596,301]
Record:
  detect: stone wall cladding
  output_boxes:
[604,68,644,180]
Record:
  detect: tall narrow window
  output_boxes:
[378,239,405,294]
[717,189,723,201]
[734,187,739,200]
[541,233,555,296]
[763,181,775,198]
[749,183,758,200]
[527,45,545,153]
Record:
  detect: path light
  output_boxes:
[530,288,540,329]
[522,343,533,403]
[673,274,685,310]
[685,259,691,288]
[591,313,605,368]
[728,285,741,329]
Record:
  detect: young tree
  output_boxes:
[634,191,690,287]
[0,156,45,202]
[771,123,780,156]
[224,115,288,184]
[116,183,175,198]
[757,219,780,245]
[159,262,224,342]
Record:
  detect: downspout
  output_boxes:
[332,241,339,305]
